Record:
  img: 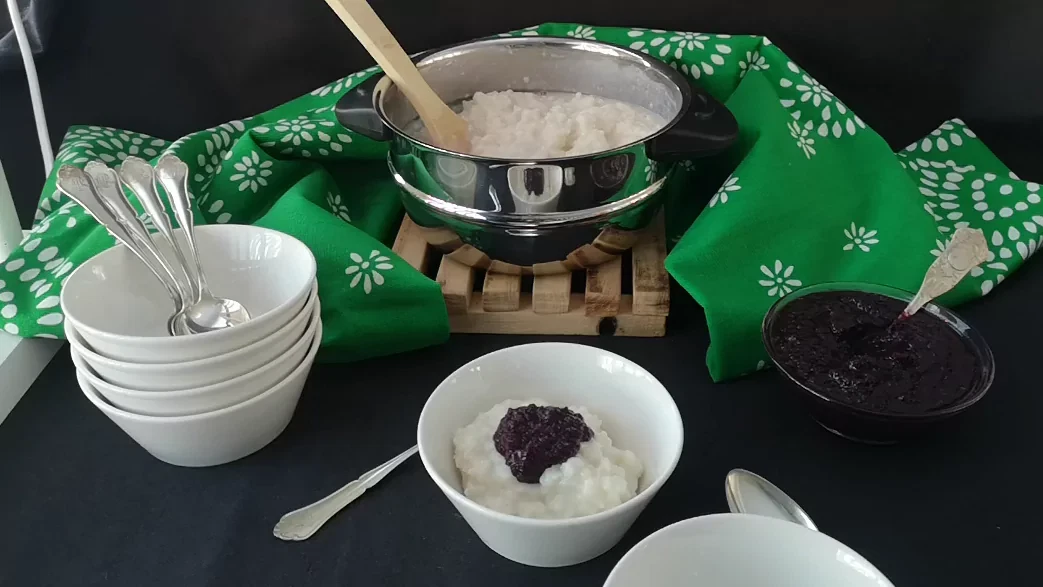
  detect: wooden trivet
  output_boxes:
[392,215,669,337]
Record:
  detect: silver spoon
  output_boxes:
[900,226,989,319]
[154,154,249,333]
[725,468,817,531]
[273,445,418,541]
[84,162,195,336]
[57,165,189,336]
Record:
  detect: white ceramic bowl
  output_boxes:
[76,319,322,467]
[65,283,317,391]
[417,343,683,568]
[60,224,316,363]
[604,514,894,587]
[70,303,320,416]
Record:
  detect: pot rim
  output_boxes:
[372,36,693,164]
[389,155,666,228]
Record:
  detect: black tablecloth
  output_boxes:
[2,1,1042,585]
[2,271,1041,586]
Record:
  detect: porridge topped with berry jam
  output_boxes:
[452,398,643,520]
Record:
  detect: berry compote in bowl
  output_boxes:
[762,282,995,444]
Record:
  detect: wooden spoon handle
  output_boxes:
[323,0,469,150]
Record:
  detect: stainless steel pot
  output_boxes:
[336,36,738,274]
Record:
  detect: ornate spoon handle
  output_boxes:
[273,445,418,541]
[903,227,989,318]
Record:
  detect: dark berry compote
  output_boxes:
[768,290,981,415]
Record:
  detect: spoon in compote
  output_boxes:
[898,226,989,321]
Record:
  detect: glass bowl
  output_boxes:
[761,282,995,444]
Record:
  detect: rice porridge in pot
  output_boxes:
[452,398,644,520]
[410,90,667,159]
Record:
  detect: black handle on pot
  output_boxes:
[334,48,442,142]
[334,74,392,142]
[647,85,739,161]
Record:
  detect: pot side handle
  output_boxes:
[647,85,739,161]
[335,73,393,142]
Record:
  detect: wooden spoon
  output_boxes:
[323,0,470,152]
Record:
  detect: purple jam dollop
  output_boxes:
[493,405,594,484]
[770,291,980,415]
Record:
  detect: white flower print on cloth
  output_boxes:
[566,25,596,39]
[843,223,879,252]
[960,171,1034,223]
[904,118,976,154]
[190,123,242,184]
[0,279,17,334]
[55,127,167,167]
[777,60,865,139]
[738,51,769,77]
[929,237,950,258]
[709,176,741,207]
[758,260,802,298]
[788,120,816,158]
[174,121,247,206]
[971,225,1043,295]
[497,25,540,38]
[345,250,394,294]
[625,29,732,78]
[229,151,274,193]
[903,122,1039,231]
[310,65,381,98]
[327,191,351,222]
[912,164,968,227]
[898,153,978,232]
[1,238,73,333]
[206,200,232,224]
[254,115,352,157]
[902,122,1043,298]
[644,161,658,182]
[137,211,159,233]
[34,191,83,229]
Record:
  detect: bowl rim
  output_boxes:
[417,341,684,527]
[374,36,693,164]
[69,303,319,399]
[66,283,317,373]
[60,224,317,345]
[603,513,892,587]
[761,281,996,421]
[76,316,322,423]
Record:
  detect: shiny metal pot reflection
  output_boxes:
[337,36,738,274]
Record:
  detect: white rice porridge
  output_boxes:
[412,90,666,159]
[453,398,644,520]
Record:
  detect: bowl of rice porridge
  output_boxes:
[416,343,684,567]
[337,36,738,273]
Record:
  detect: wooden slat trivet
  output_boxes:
[392,214,669,337]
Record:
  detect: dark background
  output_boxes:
[2,0,1042,224]
[2,1,1042,586]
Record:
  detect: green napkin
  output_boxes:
[1,23,1036,375]
[0,69,448,361]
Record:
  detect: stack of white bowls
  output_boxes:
[59,225,320,467]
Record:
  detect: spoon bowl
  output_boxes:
[725,468,817,531]
[153,154,251,333]
[177,297,251,333]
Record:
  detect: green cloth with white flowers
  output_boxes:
[0,24,1037,373]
